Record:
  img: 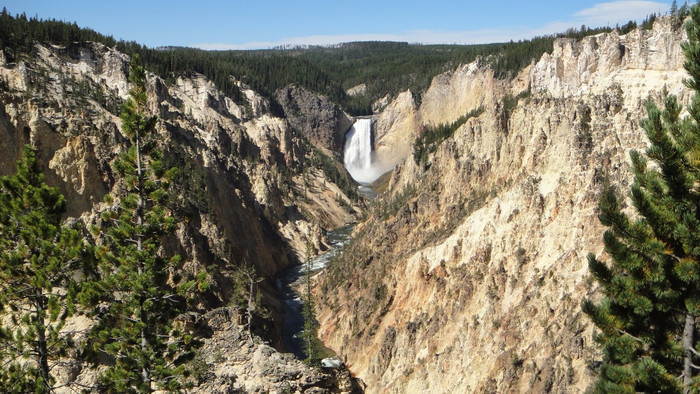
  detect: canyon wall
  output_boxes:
[0,41,360,391]
[317,16,689,393]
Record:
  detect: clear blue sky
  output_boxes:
[2,1,676,49]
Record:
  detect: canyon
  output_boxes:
[0,13,691,393]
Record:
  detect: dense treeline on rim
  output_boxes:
[0,7,672,116]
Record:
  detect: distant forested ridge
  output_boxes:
[0,7,666,116]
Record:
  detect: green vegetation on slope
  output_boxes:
[413,106,485,168]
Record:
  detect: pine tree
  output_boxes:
[0,145,84,392]
[90,55,206,392]
[583,5,700,393]
[300,241,322,365]
[231,262,266,340]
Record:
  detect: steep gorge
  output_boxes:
[0,13,692,393]
[0,41,361,391]
[317,17,689,393]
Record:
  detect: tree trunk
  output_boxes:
[136,123,150,389]
[682,312,696,393]
[247,275,255,339]
[34,288,51,392]
[140,304,150,387]
[135,127,144,260]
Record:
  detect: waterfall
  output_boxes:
[344,118,381,184]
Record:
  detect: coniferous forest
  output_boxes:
[0,7,669,116]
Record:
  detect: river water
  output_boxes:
[276,224,354,360]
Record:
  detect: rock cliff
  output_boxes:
[275,85,354,155]
[317,16,689,393]
[372,91,420,177]
[0,41,360,390]
[190,307,362,393]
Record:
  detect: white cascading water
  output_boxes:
[343,118,381,184]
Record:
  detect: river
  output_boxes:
[276,224,354,360]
